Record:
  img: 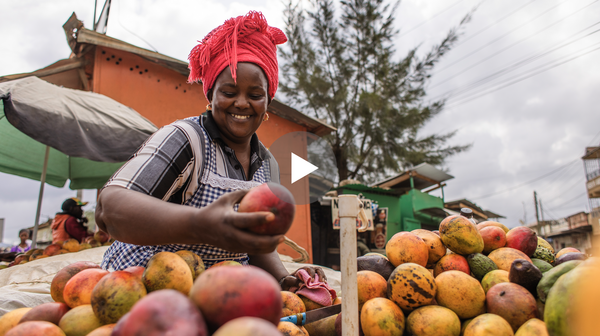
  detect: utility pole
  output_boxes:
[539,199,545,237]
[534,191,541,235]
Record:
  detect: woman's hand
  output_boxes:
[198,189,283,255]
[280,266,328,292]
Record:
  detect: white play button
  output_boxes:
[291,152,318,184]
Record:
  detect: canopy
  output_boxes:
[0,76,157,189]
[0,76,158,247]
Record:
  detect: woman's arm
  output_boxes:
[96,186,283,255]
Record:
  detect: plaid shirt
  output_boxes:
[101,115,273,270]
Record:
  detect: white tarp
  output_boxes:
[0,247,341,317]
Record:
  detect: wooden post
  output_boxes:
[338,195,360,336]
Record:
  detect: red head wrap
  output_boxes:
[188,11,287,100]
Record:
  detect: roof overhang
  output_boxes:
[268,99,336,136]
[373,163,454,191]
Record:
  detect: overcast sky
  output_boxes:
[1,0,599,245]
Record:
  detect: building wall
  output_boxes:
[92,47,314,262]
[552,232,593,254]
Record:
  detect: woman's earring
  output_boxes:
[263,112,269,121]
[206,103,212,112]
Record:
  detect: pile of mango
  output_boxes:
[0,248,314,336]
[342,215,595,336]
[0,214,597,336]
[5,232,113,268]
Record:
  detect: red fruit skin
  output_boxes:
[50,261,101,304]
[480,226,507,254]
[112,289,207,336]
[5,321,65,336]
[122,266,145,281]
[505,227,537,257]
[189,265,282,331]
[63,268,109,308]
[18,302,70,325]
[238,182,295,235]
[434,254,471,277]
[486,282,537,331]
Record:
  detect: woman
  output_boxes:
[95,11,325,290]
[10,229,31,254]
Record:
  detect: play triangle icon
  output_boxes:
[291,152,318,184]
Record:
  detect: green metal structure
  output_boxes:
[336,163,454,240]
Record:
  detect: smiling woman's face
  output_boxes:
[209,62,269,146]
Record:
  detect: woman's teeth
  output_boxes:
[231,114,250,120]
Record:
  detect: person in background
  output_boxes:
[10,229,31,253]
[51,197,93,244]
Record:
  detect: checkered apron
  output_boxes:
[101,120,271,270]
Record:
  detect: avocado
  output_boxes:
[554,252,587,266]
[467,253,499,281]
[531,258,553,273]
[509,259,543,296]
[357,255,395,280]
[537,259,583,303]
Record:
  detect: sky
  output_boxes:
[0,0,599,244]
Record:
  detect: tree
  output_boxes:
[280,0,472,184]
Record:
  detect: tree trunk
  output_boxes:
[333,144,348,182]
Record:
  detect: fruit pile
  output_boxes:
[0,249,299,336]
[0,212,594,336]
[5,232,113,268]
[349,215,593,336]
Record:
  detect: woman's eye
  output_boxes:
[250,94,264,99]
[221,91,235,96]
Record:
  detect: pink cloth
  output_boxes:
[294,269,337,307]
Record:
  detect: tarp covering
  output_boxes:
[0,77,158,189]
[0,247,342,317]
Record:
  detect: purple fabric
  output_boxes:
[10,244,30,253]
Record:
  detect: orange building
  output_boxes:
[1,13,335,263]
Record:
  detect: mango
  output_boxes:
[86,324,116,336]
[111,289,207,336]
[488,248,532,272]
[175,250,206,280]
[439,216,483,255]
[361,298,405,336]
[91,270,147,324]
[486,282,537,332]
[514,318,548,336]
[278,321,306,335]
[356,270,387,311]
[18,302,69,325]
[50,261,101,304]
[304,314,337,336]
[58,305,102,336]
[406,305,460,336]
[63,268,109,308]
[412,229,446,266]
[5,321,65,336]
[190,265,281,331]
[0,308,31,336]
[212,317,281,336]
[281,291,306,318]
[62,239,80,253]
[463,313,514,336]
[142,251,193,295]
[435,270,485,319]
[388,263,436,311]
[385,232,428,267]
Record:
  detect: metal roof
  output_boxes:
[372,163,454,191]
